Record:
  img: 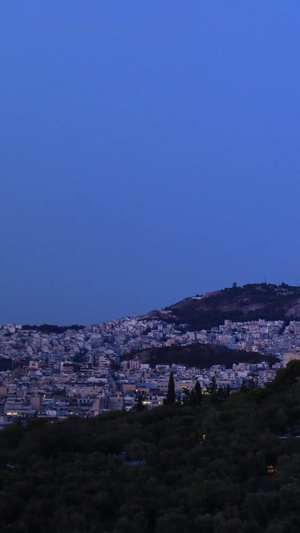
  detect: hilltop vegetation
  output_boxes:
[131,343,278,368]
[1,362,300,532]
[163,283,300,330]
[22,324,84,334]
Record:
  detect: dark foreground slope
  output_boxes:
[1,362,300,532]
[158,283,300,330]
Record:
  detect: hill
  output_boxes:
[1,362,300,531]
[156,282,300,330]
[131,343,278,368]
[22,323,84,334]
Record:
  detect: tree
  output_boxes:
[248,373,258,389]
[207,376,217,396]
[164,372,176,405]
[181,387,192,407]
[270,359,300,391]
[240,379,248,393]
[135,392,146,412]
[194,381,202,405]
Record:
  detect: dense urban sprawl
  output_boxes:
[0,306,300,426]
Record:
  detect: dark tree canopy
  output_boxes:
[0,364,299,531]
[164,372,176,405]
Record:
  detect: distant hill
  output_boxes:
[151,283,300,331]
[130,343,278,369]
[22,324,84,334]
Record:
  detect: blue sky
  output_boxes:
[1,1,300,325]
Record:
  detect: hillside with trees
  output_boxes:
[131,343,278,368]
[158,283,300,330]
[1,362,300,531]
[22,324,84,334]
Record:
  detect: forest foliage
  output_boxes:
[1,362,300,531]
[22,324,84,334]
[132,342,278,368]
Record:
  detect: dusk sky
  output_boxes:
[1,1,300,325]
